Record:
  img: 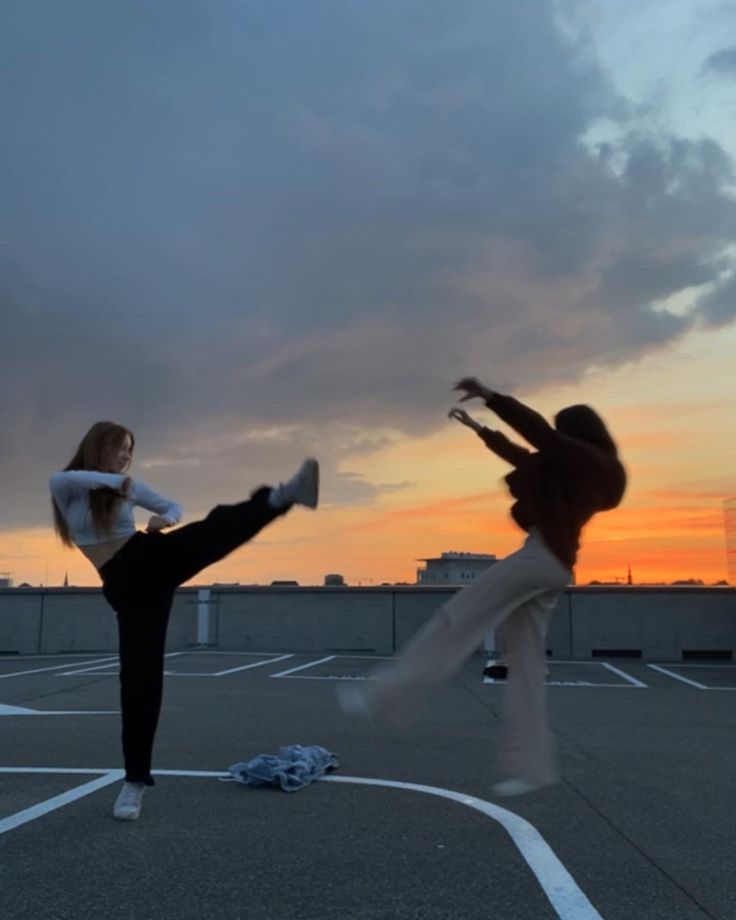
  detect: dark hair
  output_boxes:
[52,421,135,546]
[554,405,618,455]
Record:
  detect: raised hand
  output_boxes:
[448,407,482,432]
[453,376,494,403]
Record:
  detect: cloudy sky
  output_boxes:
[2,0,735,586]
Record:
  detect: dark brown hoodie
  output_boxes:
[478,393,627,569]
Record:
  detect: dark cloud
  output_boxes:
[2,0,736,528]
[703,47,736,77]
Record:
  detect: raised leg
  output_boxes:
[357,531,570,726]
[151,487,286,589]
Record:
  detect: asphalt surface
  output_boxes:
[1,649,735,920]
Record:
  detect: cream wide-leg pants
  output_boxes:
[363,529,571,787]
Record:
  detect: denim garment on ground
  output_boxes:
[228,744,339,791]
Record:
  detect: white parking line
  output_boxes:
[0,656,119,680]
[599,662,648,688]
[0,766,603,919]
[166,653,295,677]
[323,775,604,920]
[671,662,736,668]
[0,770,123,835]
[482,660,645,689]
[647,663,736,691]
[270,674,378,681]
[269,656,336,677]
[57,652,183,677]
[0,704,117,716]
[647,664,708,689]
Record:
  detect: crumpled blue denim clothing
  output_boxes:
[228,744,339,791]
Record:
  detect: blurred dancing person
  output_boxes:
[341,378,625,795]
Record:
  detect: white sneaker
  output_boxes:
[490,778,539,797]
[272,458,319,509]
[113,782,145,820]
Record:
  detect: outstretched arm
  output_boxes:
[449,407,531,467]
[453,377,556,450]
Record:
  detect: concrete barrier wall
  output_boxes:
[213,588,396,653]
[569,588,736,659]
[0,589,198,655]
[0,586,734,660]
[0,591,44,655]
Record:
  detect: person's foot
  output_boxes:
[270,459,319,509]
[113,782,145,820]
[336,682,371,718]
[490,778,540,797]
[483,663,508,680]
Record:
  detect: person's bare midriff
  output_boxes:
[79,536,133,571]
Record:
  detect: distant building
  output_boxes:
[416,552,496,585]
[0,573,12,589]
[725,497,736,584]
[324,574,345,586]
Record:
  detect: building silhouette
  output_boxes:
[416,551,496,585]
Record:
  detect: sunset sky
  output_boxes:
[2,1,735,588]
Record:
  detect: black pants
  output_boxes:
[100,487,286,785]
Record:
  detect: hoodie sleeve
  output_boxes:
[484,393,557,450]
[477,427,531,467]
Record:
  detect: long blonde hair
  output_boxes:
[52,421,135,546]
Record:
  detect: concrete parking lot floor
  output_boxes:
[2,651,735,920]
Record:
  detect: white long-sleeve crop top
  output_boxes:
[49,470,183,546]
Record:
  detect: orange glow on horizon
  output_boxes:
[2,327,733,590]
[1,480,729,588]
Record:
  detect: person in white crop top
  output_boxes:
[50,420,320,821]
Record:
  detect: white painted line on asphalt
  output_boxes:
[483,661,646,689]
[56,665,118,676]
[647,664,707,689]
[165,653,296,677]
[672,662,736,669]
[268,653,393,681]
[0,770,124,835]
[483,678,637,688]
[0,654,109,661]
[599,662,648,688]
[0,656,119,680]
[550,660,620,666]
[269,674,378,681]
[324,775,604,920]
[0,767,112,774]
[269,656,336,677]
[167,650,300,657]
[58,651,183,676]
[649,663,736,691]
[0,766,603,918]
[213,654,295,675]
[0,704,117,716]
